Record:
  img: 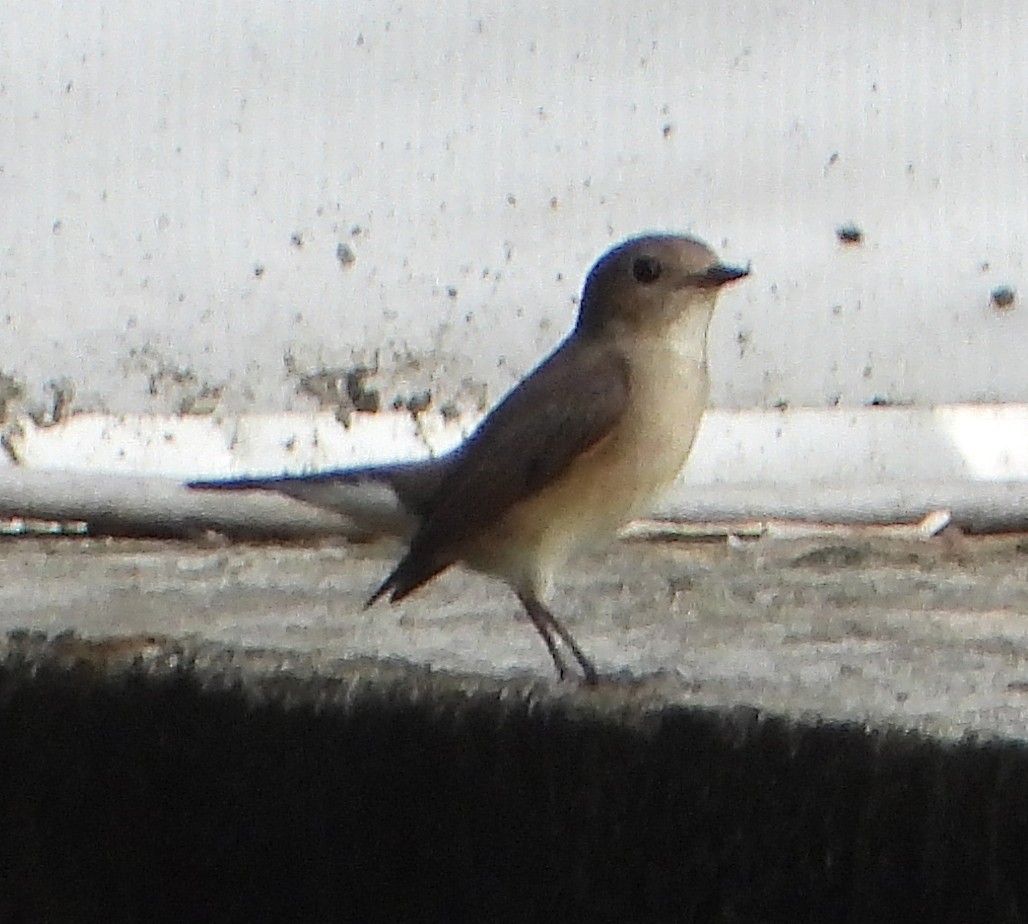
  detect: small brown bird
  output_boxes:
[190,233,749,683]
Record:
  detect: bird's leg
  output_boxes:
[547,612,600,686]
[518,593,599,686]
[518,593,569,680]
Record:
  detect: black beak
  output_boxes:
[690,262,751,288]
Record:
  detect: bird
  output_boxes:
[190,233,749,684]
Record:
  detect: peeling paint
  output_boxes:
[4,1,1028,424]
[335,242,357,268]
[27,378,76,427]
[991,286,1016,311]
[835,224,864,245]
[286,354,382,424]
[0,373,26,423]
[121,346,226,415]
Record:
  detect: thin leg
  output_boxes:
[518,593,599,686]
[519,594,569,680]
[546,612,599,686]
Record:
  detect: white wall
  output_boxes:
[2,0,1025,428]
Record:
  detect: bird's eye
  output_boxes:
[632,256,662,284]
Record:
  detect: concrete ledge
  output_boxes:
[9,405,1028,485]
[8,404,1028,537]
[5,467,1028,539]
[2,632,1026,923]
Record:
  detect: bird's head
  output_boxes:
[577,233,749,336]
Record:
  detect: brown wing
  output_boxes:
[370,337,630,603]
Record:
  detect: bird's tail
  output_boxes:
[187,457,454,540]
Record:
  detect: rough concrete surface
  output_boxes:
[4,532,1028,922]
[4,531,1028,737]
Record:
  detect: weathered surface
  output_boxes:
[3,533,1028,922]
[3,532,1028,736]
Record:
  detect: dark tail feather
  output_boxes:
[188,455,453,516]
[187,477,285,491]
[365,572,396,609]
[365,547,456,608]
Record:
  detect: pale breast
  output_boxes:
[557,336,708,530]
[468,336,709,596]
